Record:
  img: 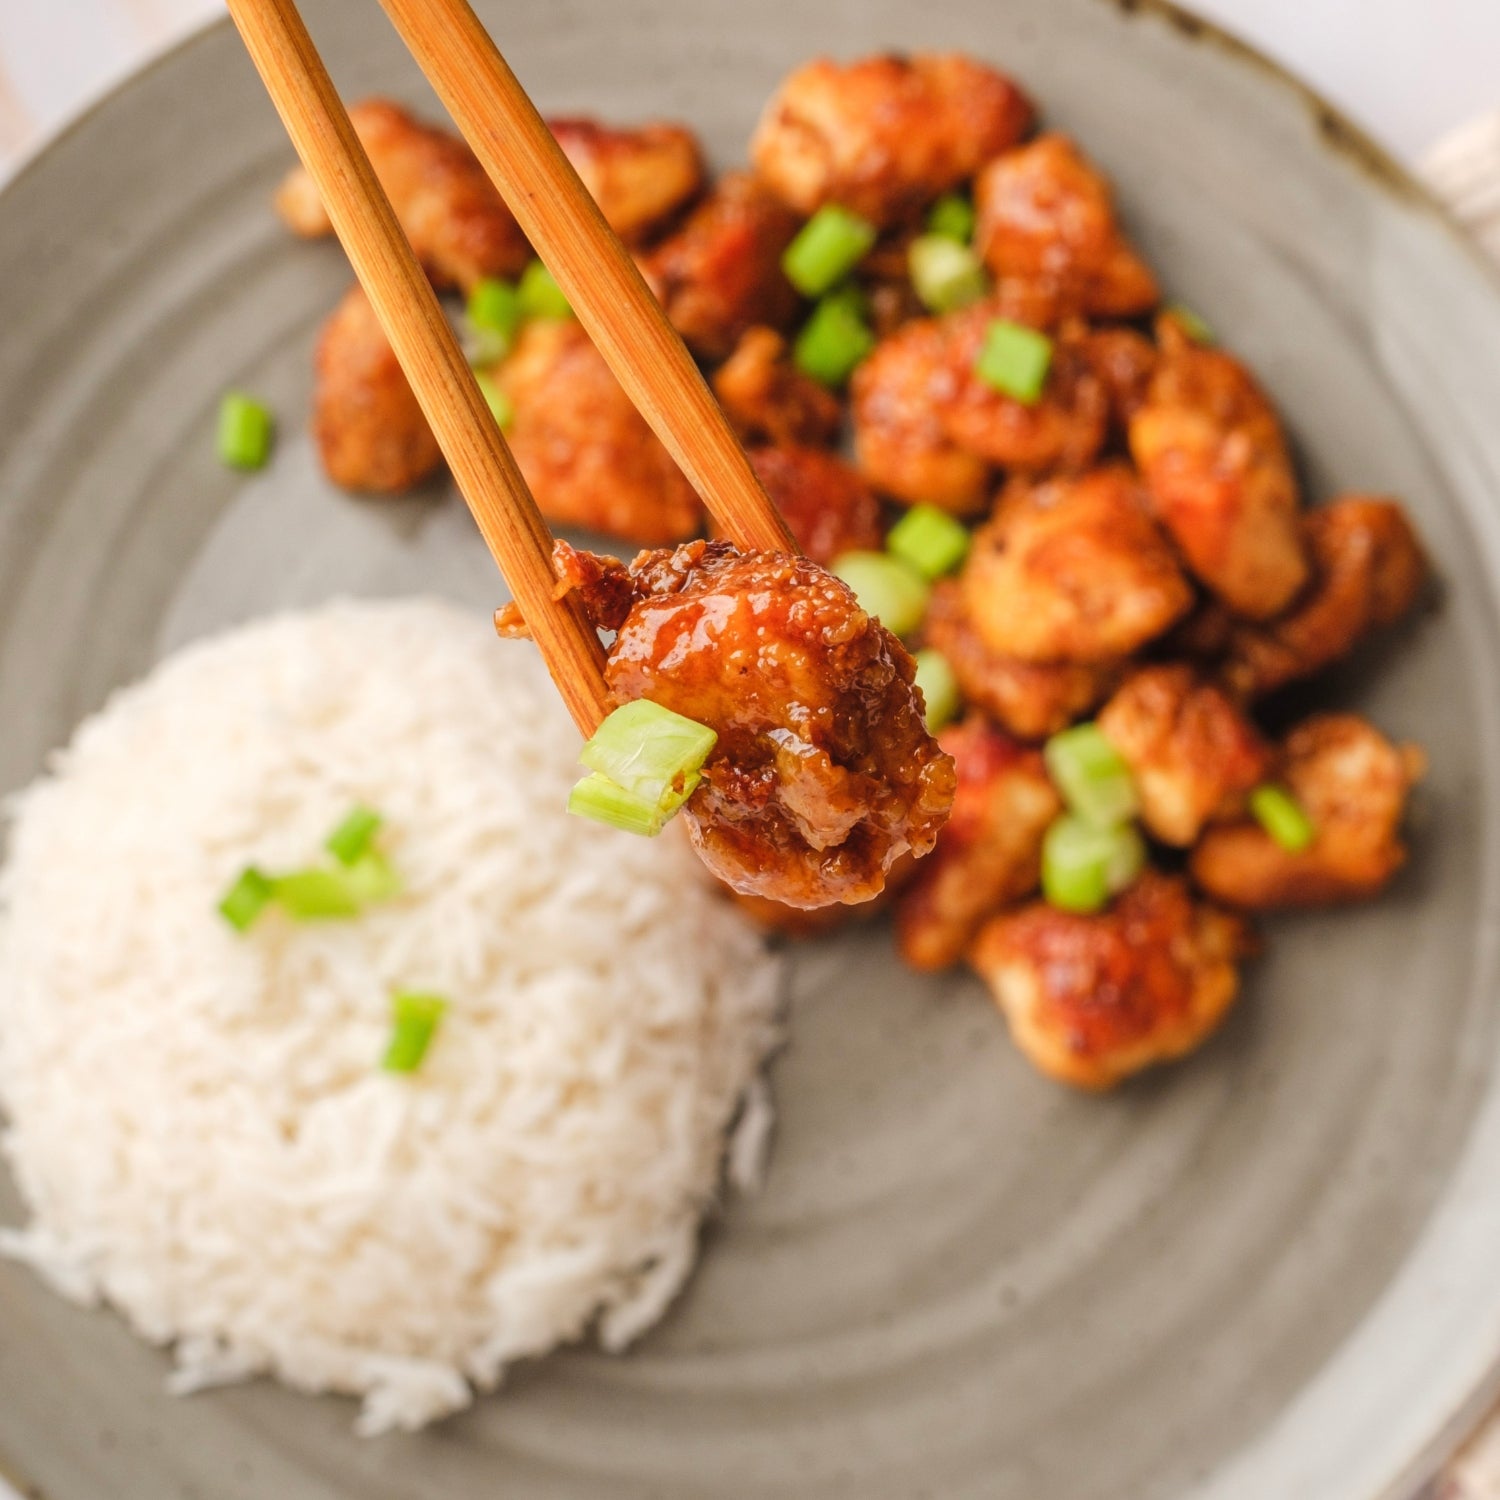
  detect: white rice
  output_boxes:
[0,598,780,1434]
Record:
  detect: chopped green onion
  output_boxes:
[793,294,876,387]
[887,503,971,579]
[926,193,976,244]
[913,648,961,732]
[908,235,988,314]
[465,277,522,363]
[781,205,878,298]
[1249,783,1315,852]
[344,850,402,904]
[219,866,274,933]
[382,992,448,1073]
[326,806,383,866]
[579,699,716,809]
[270,869,365,920]
[474,371,514,430]
[217,392,274,471]
[822,280,871,321]
[568,772,671,836]
[1167,303,1215,345]
[1041,815,1145,914]
[831,550,931,637]
[974,319,1053,405]
[1044,723,1139,829]
[517,260,572,320]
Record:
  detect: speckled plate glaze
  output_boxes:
[3,2,1500,1497]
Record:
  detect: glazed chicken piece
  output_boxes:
[747,446,884,565]
[973,135,1159,323]
[500,540,956,908]
[1129,316,1309,619]
[1220,496,1428,699]
[1191,714,1424,909]
[1079,324,1158,433]
[894,719,1061,970]
[643,173,802,360]
[751,52,1033,227]
[1096,665,1272,846]
[850,318,991,515]
[547,117,704,245]
[959,466,1193,663]
[275,99,530,290]
[312,285,443,494]
[924,581,1120,742]
[971,873,1251,1090]
[498,321,702,544]
[712,327,845,448]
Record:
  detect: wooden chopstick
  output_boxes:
[225,0,611,737]
[375,0,798,557]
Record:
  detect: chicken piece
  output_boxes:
[924,580,1120,741]
[1096,665,1272,846]
[275,100,530,291]
[1079,324,1158,432]
[1221,496,1428,699]
[751,53,1033,227]
[498,321,702,543]
[971,873,1250,1090]
[973,135,1160,322]
[712,327,844,448]
[959,466,1193,663]
[499,541,956,907]
[747,446,884,565]
[643,173,802,360]
[894,720,1061,970]
[1129,317,1308,619]
[1190,714,1424,909]
[547,117,704,245]
[312,285,443,494]
[851,319,991,514]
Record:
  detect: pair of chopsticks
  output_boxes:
[225,0,795,736]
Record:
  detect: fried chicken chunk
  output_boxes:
[960,467,1193,663]
[1129,316,1309,619]
[1097,665,1272,846]
[895,719,1060,970]
[1080,324,1158,432]
[1190,714,1424,909]
[973,135,1159,323]
[312,285,443,494]
[1220,496,1428,699]
[751,52,1033,227]
[747,446,884,565]
[508,540,956,908]
[712,327,844,448]
[643,173,802,360]
[972,873,1250,1090]
[275,99,530,290]
[498,321,702,543]
[548,117,704,245]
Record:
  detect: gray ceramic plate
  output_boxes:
[3,2,1500,1496]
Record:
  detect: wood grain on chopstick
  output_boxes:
[224,0,610,736]
[375,0,797,557]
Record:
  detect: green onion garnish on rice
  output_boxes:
[326,806,383,866]
[218,866,274,932]
[382,992,448,1073]
[568,701,718,837]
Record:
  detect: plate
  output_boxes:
[3,2,1500,1496]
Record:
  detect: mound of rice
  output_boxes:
[0,598,780,1434]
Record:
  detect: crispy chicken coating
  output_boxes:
[751,52,1033,227]
[971,873,1250,1090]
[1079,324,1158,432]
[1190,714,1424,909]
[747,445,884,565]
[712,326,845,448]
[894,719,1060,970]
[1129,317,1309,619]
[973,135,1159,323]
[959,466,1193,663]
[503,540,956,908]
[312,285,444,494]
[1097,665,1272,846]
[643,173,802,360]
[548,117,705,245]
[497,321,702,544]
[275,99,530,291]
[924,581,1120,741]
[1220,496,1428,699]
